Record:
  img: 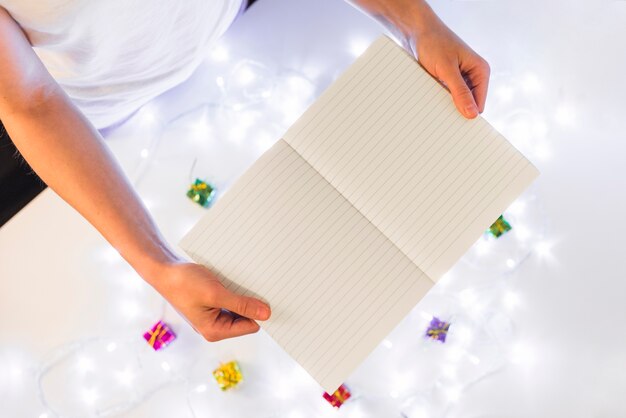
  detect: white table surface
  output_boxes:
[1,0,626,417]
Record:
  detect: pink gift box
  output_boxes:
[143,320,176,351]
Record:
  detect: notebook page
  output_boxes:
[179,139,433,393]
[283,36,539,281]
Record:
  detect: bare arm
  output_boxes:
[0,7,270,341]
[348,0,491,118]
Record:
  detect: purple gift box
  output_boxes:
[425,317,451,343]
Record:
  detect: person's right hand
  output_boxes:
[409,14,491,119]
[150,261,271,342]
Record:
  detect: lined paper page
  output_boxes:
[179,139,433,393]
[284,36,539,280]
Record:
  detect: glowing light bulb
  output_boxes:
[446,346,464,362]
[137,107,157,126]
[459,289,477,307]
[120,301,140,318]
[77,356,95,373]
[100,247,121,263]
[534,240,553,258]
[120,272,144,292]
[445,386,462,402]
[503,291,521,310]
[10,364,22,378]
[229,125,246,142]
[533,120,549,138]
[470,302,486,317]
[510,342,535,365]
[521,73,542,94]
[192,118,211,136]
[236,66,256,85]
[420,311,434,321]
[210,45,229,62]
[116,368,134,386]
[507,199,526,216]
[535,142,551,160]
[238,110,257,128]
[82,388,98,405]
[271,374,297,400]
[475,238,492,256]
[555,103,576,126]
[256,133,275,153]
[282,105,305,125]
[442,364,457,378]
[349,37,370,57]
[286,76,314,100]
[453,325,473,346]
[408,406,429,418]
[514,224,531,241]
[394,372,415,394]
[495,85,514,102]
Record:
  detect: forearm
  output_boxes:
[0,5,271,342]
[0,6,179,282]
[347,0,443,41]
[1,92,179,281]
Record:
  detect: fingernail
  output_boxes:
[465,104,478,118]
[257,305,270,320]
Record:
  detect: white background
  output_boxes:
[1,0,625,417]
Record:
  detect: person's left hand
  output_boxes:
[409,20,490,119]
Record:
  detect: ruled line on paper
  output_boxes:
[296,50,418,162]
[180,141,295,256]
[283,35,540,281]
[180,138,433,393]
[421,159,534,277]
[180,35,539,393]
[286,36,395,141]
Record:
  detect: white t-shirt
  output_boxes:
[0,0,244,129]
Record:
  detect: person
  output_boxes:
[0,0,489,342]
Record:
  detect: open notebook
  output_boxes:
[179,36,539,393]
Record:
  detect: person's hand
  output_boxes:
[150,261,271,342]
[409,17,490,119]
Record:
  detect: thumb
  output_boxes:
[441,64,479,119]
[218,288,271,321]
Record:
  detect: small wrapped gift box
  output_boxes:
[213,361,243,391]
[425,317,451,343]
[143,320,176,351]
[187,178,216,208]
[323,384,351,408]
[487,215,512,238]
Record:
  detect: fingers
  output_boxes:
[201,309,261,342]
[217,286,271,321]
[464,59,490,114]
[440,63,479,119]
